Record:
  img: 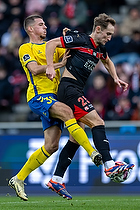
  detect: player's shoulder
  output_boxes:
[19,42,31,51]
[66,30,87,37]
[65,30,88,45]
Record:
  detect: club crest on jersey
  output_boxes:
[93,51,104,59]
[23,54,30,62]
[64,36,73,43]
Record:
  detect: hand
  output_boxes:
[46,66,56,81]
[61,50,71,67]
[63,27,71,36]
[114,78,128,91]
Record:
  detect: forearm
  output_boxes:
[102,58,119,81]
[102,57,128,91]
[54,62,64,69]
[46,38,62,67]
[27,62,47,75]
[27,62,63,76]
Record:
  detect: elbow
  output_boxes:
[33,72,37,76]
[32,71,38,76]
[31,69,40,76]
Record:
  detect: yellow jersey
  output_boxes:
[19,42,65,102]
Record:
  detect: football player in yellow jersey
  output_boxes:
[8,14,102,201]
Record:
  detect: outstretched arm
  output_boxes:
[46,37,63,81]
[101,56,128,91]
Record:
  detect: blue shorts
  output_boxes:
[28,93,64,131]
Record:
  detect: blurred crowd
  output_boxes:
[0,0,140,121]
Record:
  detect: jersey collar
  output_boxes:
[90,37,97,48]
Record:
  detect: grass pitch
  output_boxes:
[0,195,140,210]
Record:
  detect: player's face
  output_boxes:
[96,23,114,45]
[32,18,47,39]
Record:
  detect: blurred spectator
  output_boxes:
[0,39,27,104]
[110,21,140,66]
[9,69,27,104]
[85,71,111,119]
[42,0,65,40]
[0,0,7,13]
[131,97,140,120]
[123,29,140,54]
[106,96,132,121]
[85,0,104,33]
[46,15,64,40]
[1,19,24,52]
[42,0,63,24]
[4,0,25,26]
[0,44,8,67]
[25,0,48,16]
[6,45,25,75]
[0,65,14,111]
[0,0,8,41]
[59,0,88,32]
[5,44,27,104]
[128,60,140,109]
[119,7,140,37]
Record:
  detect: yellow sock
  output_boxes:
[17,145,50,181]
[65,118,95,156]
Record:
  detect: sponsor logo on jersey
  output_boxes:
[38,50,42,54]
[64,35,73,43]
[23,54,30,62]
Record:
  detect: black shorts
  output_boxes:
[57,77,95,120]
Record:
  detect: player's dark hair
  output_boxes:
[93,13,116,31]
[24,14,43,32]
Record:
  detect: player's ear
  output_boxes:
[96,26,101,33]
[28,26,33,33]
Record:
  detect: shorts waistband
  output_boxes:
[61,77,83,87]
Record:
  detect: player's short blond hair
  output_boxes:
[93,13,116,31]
[24,14,43,32]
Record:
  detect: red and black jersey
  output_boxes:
[60,30,107,87]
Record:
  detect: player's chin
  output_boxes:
[40,35,46,39]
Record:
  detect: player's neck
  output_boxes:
[89,33,99,46]
[29,36,44,44]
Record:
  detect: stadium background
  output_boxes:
[0,0,140,196]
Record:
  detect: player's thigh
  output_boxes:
[49,101,74,122]
[44,125,61,154]
[79,109,105,128]
[69,121,85,144]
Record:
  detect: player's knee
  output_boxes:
[93,116,105,127]
[44,142,58,155]
[61,104,74,120]
[50,144,58,153]
[99,118,105,126]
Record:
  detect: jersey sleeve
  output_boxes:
[19,44,37,67]
[60,31,87,49]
